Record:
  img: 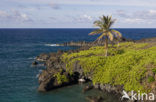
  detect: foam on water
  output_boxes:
[45,44,59,47]
[28,57,36,60]
[36,73,40,78]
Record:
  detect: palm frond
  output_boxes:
[97,33,106,41]
[89,29,103,35]
[93,20,103,28]
[108,32,114,41]
[111,29,122,38]
[108,20,115,28]
[89,15,121,45]
[98,15,115,30]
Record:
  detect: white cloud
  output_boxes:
[116,9,156,24]
[124,18,145,23]
[3,0,156,7]
[1,0,156,28]
[50,0,156,7]
[0,10,9,17]
[82,14,93,21]
[115,10,129,18]
[21,13,29,20]
[0,10,33,23]
[76,14,93,22]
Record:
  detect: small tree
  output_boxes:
[89,15,122,56]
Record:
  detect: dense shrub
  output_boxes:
[62,42,156,92]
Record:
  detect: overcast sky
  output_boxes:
[1,0,156,28]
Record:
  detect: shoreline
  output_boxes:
[54,37,156,47]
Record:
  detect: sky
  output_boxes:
[1,0,156,28]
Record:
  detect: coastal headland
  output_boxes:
[34,37,156,102]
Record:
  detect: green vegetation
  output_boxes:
[148,76,155,83]
[54,72,69,84]
[89,15,122,56]
[152,68,156,74]
[62,42,156,92]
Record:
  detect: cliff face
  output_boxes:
[36,50,86,92]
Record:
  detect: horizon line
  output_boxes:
[1,27,156,29]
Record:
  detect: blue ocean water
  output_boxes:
[0,28,156,102]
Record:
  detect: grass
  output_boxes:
[61,42,156,92]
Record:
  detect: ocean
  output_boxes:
[0,28,156,102]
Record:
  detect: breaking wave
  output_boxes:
[45,44,59,47]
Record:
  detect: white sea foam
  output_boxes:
[36,73,40,78]
[35,69,44,78]
[45,44,59,47]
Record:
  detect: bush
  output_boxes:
[62,42,156,92]
[54,73,68,84]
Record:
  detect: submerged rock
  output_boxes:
[36,53,49,62]
[86,96,104,102]
[32,61,38,65]
[83,84,94,93]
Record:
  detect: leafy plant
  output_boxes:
[54,73,68,84]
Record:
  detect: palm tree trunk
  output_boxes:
[105,36,108,56]
[111,41,115,47]
[117,41,120,47]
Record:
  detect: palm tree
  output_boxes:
[89,15,122,56]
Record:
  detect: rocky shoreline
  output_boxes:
[33,37,156,102]
[58,37,132,47]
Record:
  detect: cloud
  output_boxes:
[116,10,156,24]
[83,14,93,20]
[124,18,145,24]
[115,10,129,18]
[0,10,9,17]
[0,10,33,23]
[49,16,56,20]
[48,14,93,24]
[134,10,156,19]
[47,0,156,7]
[116,9,156,19]
[75,14,93,23]
[1,0,156,28]
[49,2,60,9]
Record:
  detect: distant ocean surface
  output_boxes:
[0,28,156,102]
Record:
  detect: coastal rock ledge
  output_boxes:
[36,51,81,92]
[35,50,124,98]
